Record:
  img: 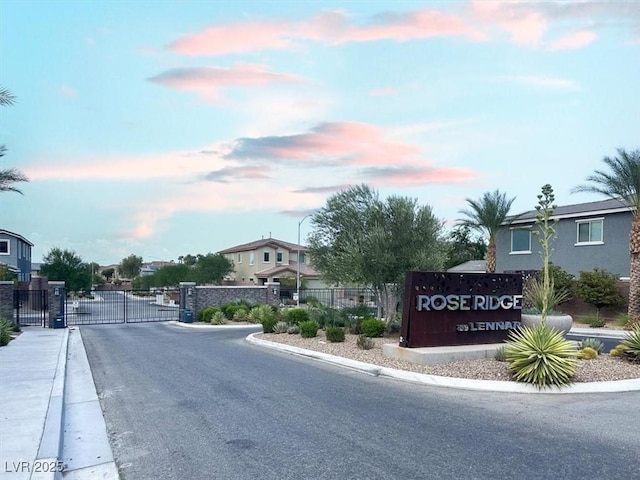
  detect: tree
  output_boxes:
[40,248,90,292]
[0,86,29,194]
[191,253,234,285]
[307,184,446,323]
[573,148,640,326]
[457,190,517,273]
[444,225,487,270]
[119,254,143,279]
[576,268,624,320]
[101,267,115,282]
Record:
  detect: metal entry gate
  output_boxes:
[66,290,180,325]
[14,290,48,326]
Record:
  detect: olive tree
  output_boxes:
[307,184,446,323]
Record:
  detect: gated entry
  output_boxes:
[66,290,180,325]
[14,290,48,326]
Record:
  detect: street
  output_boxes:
[81,323,640,480]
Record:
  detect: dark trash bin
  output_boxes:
[52,314,66,329]
[183,309,194,323]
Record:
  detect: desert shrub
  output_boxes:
[326,326,345,343]
[210,311,227,325]
[299,320,319,338]
[578,347,598,360]
[494,346,507,362]
[356,335,375,350]
[249,304,277,323]
[272,321,289,334]
[618,324,640,363]
[589,317,606,328]
[614,313,630,327]
[387,312,402,334]
[548,264,575,299]
[524,277,571,314]
[578,338,604,354]
[301,295,321,307]
[505,324,578,387]
[222,303,249,320]
[197,306,220,322]
[233,309,250,322]
[287,325,299,334]
[261,317,278,334]
[286,308,310,325]
[576,315,596,325]
[12,323,20,332]
[343,304,376,319]
[348,316,363,335]
[610,348,621,357]
[360,318,386,338]
[0,319,14,346]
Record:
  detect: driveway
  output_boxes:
[80,323,640,480]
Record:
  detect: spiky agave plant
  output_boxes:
[505,324,578,387]
[619,324,640,362]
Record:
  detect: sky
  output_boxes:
[1,0,639,266]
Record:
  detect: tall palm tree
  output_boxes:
[573,148,640,326]
[457,190,517,273]
[0,86,29,194]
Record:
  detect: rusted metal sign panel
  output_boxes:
[400,271,523,348]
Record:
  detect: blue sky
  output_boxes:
[1,0,639,266]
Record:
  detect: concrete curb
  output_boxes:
[569,327,628,339]
[31,327,69,480]
[245,333,640,395]
[167,321,262,330]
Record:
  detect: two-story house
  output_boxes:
[0,229,33,282]
[496,199,632,278]
[218,237,324,287]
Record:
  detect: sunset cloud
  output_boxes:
[549,31,598,51]
[148,64,303,99]
[204,166,272,183]
[363,165,481,187]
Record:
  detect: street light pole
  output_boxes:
[296,214,312,307]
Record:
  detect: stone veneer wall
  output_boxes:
[0,281,13,321]
[190,284,280,315]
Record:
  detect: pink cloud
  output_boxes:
[471,1,547,46]
[364,165,481,188]
[549,31,597,51]
[148,64,303,99]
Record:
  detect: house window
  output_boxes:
[276,252,283,263]
[576,218,603,244]
[263,251,270,263]
[249,252,255,265]
[237,253,242,263]
[0,240,9,255]
[298,252,306,263]
[510,228,531,253]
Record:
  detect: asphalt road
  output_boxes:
[80,323,640,480]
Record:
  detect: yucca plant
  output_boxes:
[249,304,275,323]
[618,324,640,362]
[0,318,13,346]
[494,345,507,362]
[210,311,227,325]
[578,337,604,354]
[505,324,578,387]
[232,308,249,322]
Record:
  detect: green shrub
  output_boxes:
[494,346,507,362]
[326,326,345,343]
[610,348,621,357]
[286,308,309,325]
[233,309,249,322]
[505,324,578,387]
[221,302,251,320]
[343,304,376,319]
[348,316,363,335]
[0,319,14,346]
[576,315,596,325]
[248,304,277,323]
[614,313,630,327]
[356,335,374,350]
[301,295,321,307]
[578,347,598,360]
[197,306,220,322]
[272,321,289,334]
[578,338,604,354]
[360,318,386,338]
[261,317,278,334]
[589,317,606,328]
[387,313,402,334]
[618,324,640,363]
[575,268,624,320]
[210,311,227,325]
[287,325,299,335]
[299,320,319,338]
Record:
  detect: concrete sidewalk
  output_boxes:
[0,327,118,479]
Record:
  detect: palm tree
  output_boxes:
[573,148,640,326]
[457,190,517,273]
[0,86,29,194]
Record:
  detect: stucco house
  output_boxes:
[218,237,325,287]
[496,199,632,278]
[0,229,33,282]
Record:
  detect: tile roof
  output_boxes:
[218,238,306,254]
[507,198,633,224]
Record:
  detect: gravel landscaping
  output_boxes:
[258,331,640,383]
